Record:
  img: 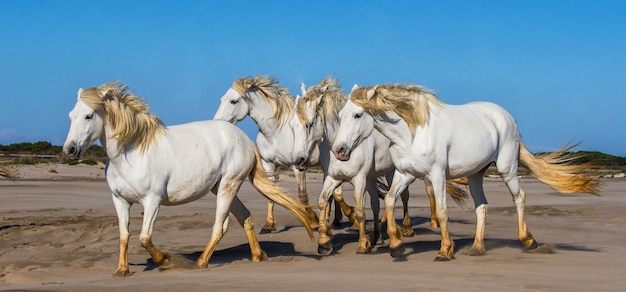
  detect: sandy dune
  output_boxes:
[1,164,625,291]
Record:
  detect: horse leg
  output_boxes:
[399,187,414,236]
[260,162,278,234]
[229,196,268,261]
[317,177,343,255]
[293,166,319,229]
[331,186,357,228]
[497,147,537,250]
[425,181,439,228]
[430,174,455,261]
[112,193,133,276]
[501,172,537,250]
[385,171,416,258]
[195,180,239,268]
[365,180,381,248]
[352,177,370,254]
[138,197,170,267]
[465,171,489,256]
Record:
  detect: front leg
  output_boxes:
[429,174,455,261]
[112,193,133,276]
[317,177,343,255]
[385,171,416,258]
[139,197,170,267]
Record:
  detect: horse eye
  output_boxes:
[85,114,94,120]
[230,100,238,104]
[354,113,363,119]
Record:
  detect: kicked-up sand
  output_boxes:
[1,164,625,291]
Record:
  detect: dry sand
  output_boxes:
[1,163,625,291]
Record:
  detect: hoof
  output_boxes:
[318,241,333,255]
[332,220,343,229]
[464,247,486,256]
[259,226,276,234]
[434,254,452,261]
[524,239,538,250]
[113,269,133,277]
[401,228,415,237]
[389,245,405,258]
[356,248,372,254]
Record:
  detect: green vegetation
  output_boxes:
[0,141,107,165]
[1,141,624,170]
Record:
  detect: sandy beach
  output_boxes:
[1,163,625,291]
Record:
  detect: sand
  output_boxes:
[1,163,625,291]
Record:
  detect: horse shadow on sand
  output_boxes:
[381,216,602,261]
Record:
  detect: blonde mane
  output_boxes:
[350,84,443,130]
[80,81,165,153]
[232,76,294,127]
[297,77,346,126]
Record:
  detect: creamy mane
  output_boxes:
[350,84,443,130]
[297,76,346,126]
[232,76,294,127]
[80,81,165,153]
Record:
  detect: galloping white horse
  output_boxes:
[333,84,600,260]
[214,76,355,232]
[62,82,313,276]
[291,77,467,254]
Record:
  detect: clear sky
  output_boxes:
[1,0,625,156]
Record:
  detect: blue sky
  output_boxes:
[1,0,625,156]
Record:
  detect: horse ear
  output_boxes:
[320,85,329,92]
[300,83,307,96]
[98,87,111,98]
[366,86,376,101]
[350,84,359,95]
[77,88,84,100]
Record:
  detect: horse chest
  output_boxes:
[389,145,432,175]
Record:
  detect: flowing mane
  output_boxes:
[351,84,443,130]
[297,77,347,127]
[80,81,165,153]
[232,76,294,127]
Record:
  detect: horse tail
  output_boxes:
[248,146,314,239]
[376,176,468,207]
[445,180,469,207]
[518,141,600,195]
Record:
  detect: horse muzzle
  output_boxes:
[294,156,309,171]
[332,145,351,161]
[62,143,81,160]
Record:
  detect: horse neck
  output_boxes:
[100,124,124,159]
[373,112,414,150]
[320,112,340,145]
[246,91,281,136]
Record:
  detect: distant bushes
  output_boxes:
[1,141,106,165]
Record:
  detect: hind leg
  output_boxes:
[195,180,241,268]
[465,171,489,256]
[260,161,277,233]
[229,196,267,261]
[293,166,319,229]
[498,154,537,250]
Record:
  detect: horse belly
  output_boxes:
[162,175,218,205]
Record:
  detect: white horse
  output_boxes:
[332,84,600,260]
[214,76,355,232]
[291,77,466,254]
[62,81,313,276]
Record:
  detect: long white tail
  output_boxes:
[248,146,314,239]
[519,142,600,195]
